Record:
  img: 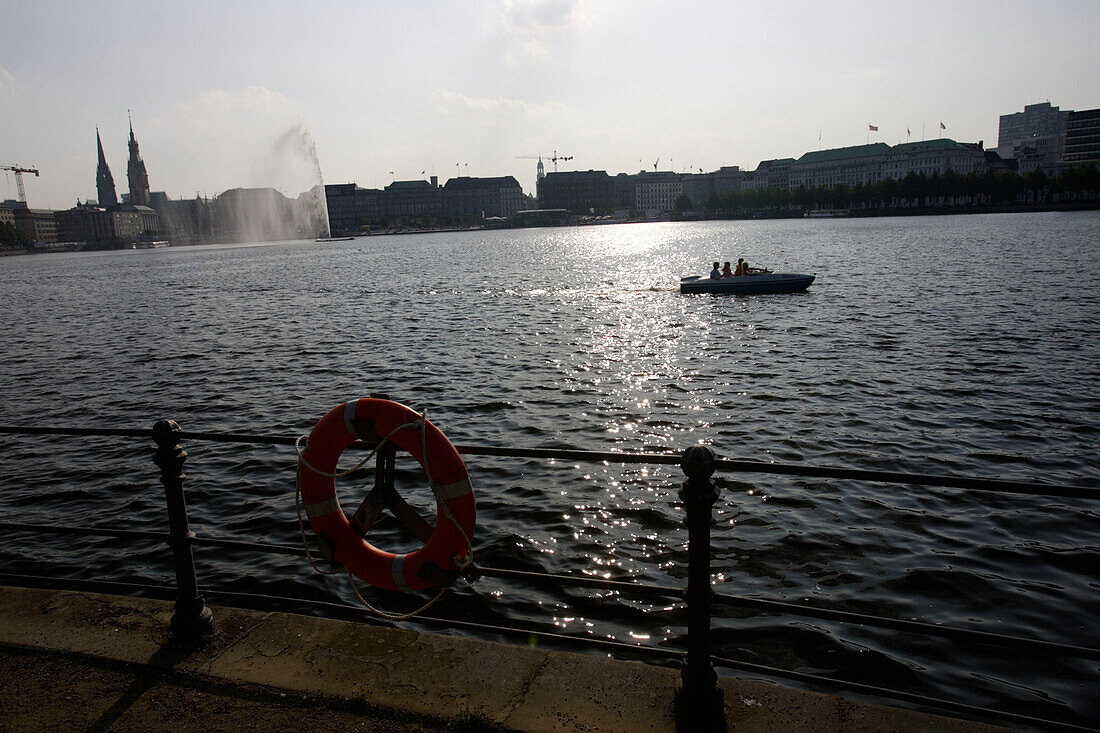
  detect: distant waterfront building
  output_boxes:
[96,128,118,207]
[538,170,615,214]
[634,171,682,218]
[611,173,637,212]
[1064,109,1100,166]
[998,102,1069,152]
[759,158,795,190]
[325,176,523,230]
[8,203,58,244]
[56,202,159,247]
[149,192,213,244]
[126,115,152,208]
[325,183,380,233]
[883,139,986,179]
[382,179,444,221]
[680,166,744,207]
[790,143,891,189]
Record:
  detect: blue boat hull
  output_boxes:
[680,273,815,294]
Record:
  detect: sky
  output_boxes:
[2,0,1099,209]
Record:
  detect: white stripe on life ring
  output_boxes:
[436,478,473,501]
[343,400,360,439]
[391,554,412,592]
[304,496,342,520]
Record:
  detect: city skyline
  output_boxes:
[3,0,1099,209]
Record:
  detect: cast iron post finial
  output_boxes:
[153,419,214,642]
[675,444,725,732]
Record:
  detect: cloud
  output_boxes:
[496,0,601,62]
[434,90,569,118]
[171,86,300,143]
[0,66,13,94]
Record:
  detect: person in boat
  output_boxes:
[721,261,733,278]
[709,262,722,279]
[736,258,765,276]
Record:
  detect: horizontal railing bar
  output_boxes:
[0,426,152,439]
[0,522,164,543]
[6,521,1096,662]
[0,573,176,600]
[6,520,1096,662]
[191,536,306,557]
[712,591,1100,662]
[477,566,682,600]
[717,458,1099,500]
[203,586,685,662]
[1,424,1095,500]
[712,654,1095,733]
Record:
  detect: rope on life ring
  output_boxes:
[295,398,476,619]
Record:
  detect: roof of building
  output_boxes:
[444,176,521,190]
[797,143,891,165]
[386,180,434,191]
[888,138,971,155]
[543,170,610,182]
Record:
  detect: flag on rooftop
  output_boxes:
[869,124,878,132]
[940,121,946,130]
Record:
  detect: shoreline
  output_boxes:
[0,586,1018,732]
[3,204,1096,255]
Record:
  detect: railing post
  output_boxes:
[153,419,214,642]
[675,445,725,732]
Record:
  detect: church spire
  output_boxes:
[126,110,151,207]
[96,127,118,207]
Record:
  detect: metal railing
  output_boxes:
[0,421,1098,732]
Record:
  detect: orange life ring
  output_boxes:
[298,398,475,592]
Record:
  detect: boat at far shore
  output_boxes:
[680,271,815,295]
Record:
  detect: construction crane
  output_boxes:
[515,150,573,173]
[1,165,39,204]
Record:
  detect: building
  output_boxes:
[883,139,986,179]
[1064,109,1100,166]
[538,170,615,214]
[443,176,524,221]
[380,179,444,222]
[680,166,745,208]
[998,102,1069,151]
[126,115,151,207]
[790,143,891,189]
[149,192,213,244]
[9,203,59,244]
[96,128,118,207]
[324,183,380,233]
[56,205,112,245]
[56,202,160,247]
[634,171,683,218]
[611,173,637,212]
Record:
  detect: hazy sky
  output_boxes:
[2,0,1098,209]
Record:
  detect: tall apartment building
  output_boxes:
[1064,109,1100,166]
[998,102,1069,150]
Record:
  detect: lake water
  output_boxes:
[1,212,1098,726]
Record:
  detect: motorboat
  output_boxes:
[680,271,815,294]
